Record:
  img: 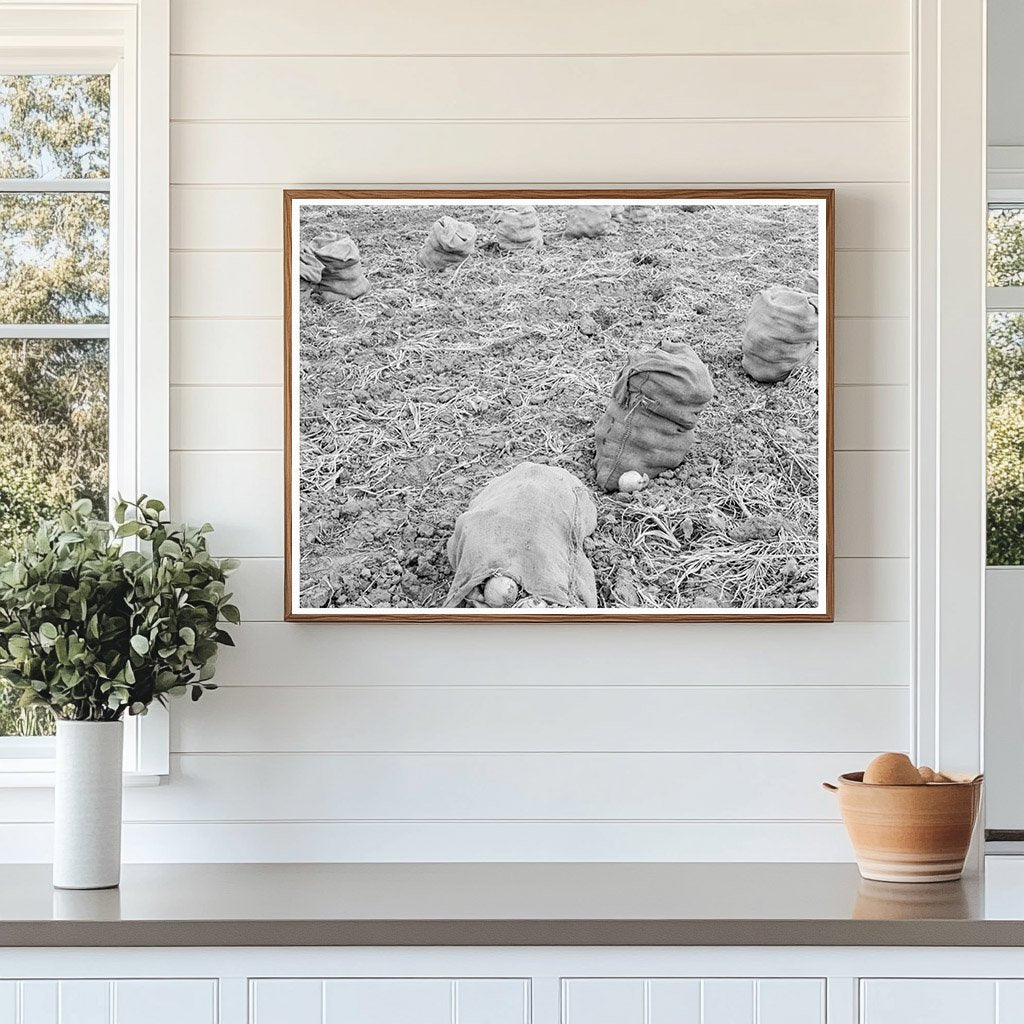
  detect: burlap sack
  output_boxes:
[594,339,714,492]
[299,246,324,294]
[310,231,341,248]
[620,206,658,225]
[418,216,477,270]
[492,206,543,251]
[311,235,369,300]
[741,285,819,383]
[445,462,598,608]
[565,206,618,239]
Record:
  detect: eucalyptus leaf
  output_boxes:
[0,496,238,722]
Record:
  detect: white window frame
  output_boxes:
[914,0,986,815]
[0,0,169,784]
[986,197,1024,312]
[983,173,1024,841]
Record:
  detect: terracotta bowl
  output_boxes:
[823,772,983,883]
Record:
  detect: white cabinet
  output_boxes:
[562,978,825,1024]
[861,980,1024,1024]
[249,978,529,1024]
[0,980,217,1024]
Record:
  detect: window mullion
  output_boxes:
[987,286,1024,312]
[0,324,111,339]
[0,178,110,193]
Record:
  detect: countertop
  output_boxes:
[5,861,1024,947]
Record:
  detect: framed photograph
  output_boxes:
[284,189,834,622]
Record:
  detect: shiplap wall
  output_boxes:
[3,1,916,862]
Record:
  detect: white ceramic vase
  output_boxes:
[53,720,124,890]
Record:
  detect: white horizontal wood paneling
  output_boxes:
[170,121,909,186]
[168,315,911,389]
[226,556,909,623]
[112,752,863,821]
[170,451,282,557]
[833,452,910,558]
[170,319,282,386]
[171,386,281,450]
[171,685,909,753]
[99,0,919,864]
[0,753,865,823]
[833,319,909,386]
[172,55,909,121]
[170,183,910,251]
[170,0,909,56]
[222,557,283,620]
[834,251,909,318]
[834,558,909,621]
[170,448,907,560]
[834,385,910,451]
[209,622,909,687]
[562,979,825,1024]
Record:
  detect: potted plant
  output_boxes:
[0,497,239,889]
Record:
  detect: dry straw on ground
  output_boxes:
[296,202,820,611]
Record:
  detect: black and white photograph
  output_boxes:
[285,191,833,621]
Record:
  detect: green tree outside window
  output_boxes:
[0,75,110,736]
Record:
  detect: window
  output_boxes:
[0,3,169,778]
[987,205,1024,565]
[0,74,111,738]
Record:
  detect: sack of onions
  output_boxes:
[619,206,658,225]
[417,216,478,271]
[564,205,618,239]
[741,285,819,383]
[594,339,714,491]
[310,235,370,300]
[298,245,324,294]
[445,462,598,609]
[492,206,544,252]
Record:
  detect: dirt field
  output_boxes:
[296,202,820,610]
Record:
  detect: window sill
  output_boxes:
[0,767,165,788]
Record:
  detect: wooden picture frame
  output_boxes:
[284,189,834,622]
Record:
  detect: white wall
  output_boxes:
[4,1,915,862]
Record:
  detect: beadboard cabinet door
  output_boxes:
[562,978,825,1024]
[249,978,529,1024]
[860,979,1024,1024]
[0,979,217,1024]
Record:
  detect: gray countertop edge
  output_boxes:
[3,919,1023,948]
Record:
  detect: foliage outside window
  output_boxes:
[0,75,110,736]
